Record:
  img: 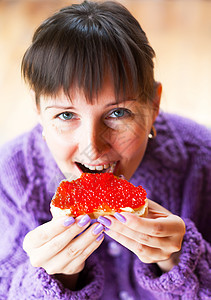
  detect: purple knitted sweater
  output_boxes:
[0,112,210,299]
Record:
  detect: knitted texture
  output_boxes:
[0,112,210,299]
[134,218,211,299]
[8,256,104,300]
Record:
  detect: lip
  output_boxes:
[79,161,116,167]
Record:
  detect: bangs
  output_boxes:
[22,1,155,104]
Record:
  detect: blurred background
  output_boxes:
[0,0,211,145]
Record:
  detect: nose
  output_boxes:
[77,119,111,161]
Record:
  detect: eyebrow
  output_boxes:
[105,98,137,107]
[45,99,137,110]
[45,105,74,110]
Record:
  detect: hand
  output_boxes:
[23,215,104,278]
[97,200,186,272]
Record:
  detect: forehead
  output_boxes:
[40,91,143,117]
[41,74,138,107]
[42,80,114,104]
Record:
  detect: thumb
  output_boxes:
[147,199,172,219]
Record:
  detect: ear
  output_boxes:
[151,82,162,122]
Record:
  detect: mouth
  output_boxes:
[75,161,118,174]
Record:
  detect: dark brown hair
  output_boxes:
[22,0,155,105]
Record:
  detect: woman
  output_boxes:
[0,1,210,299]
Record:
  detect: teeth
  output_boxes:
[82,162,117,172]
[84,164,96,170]
[109,161,117,173]
[95,165,104,171]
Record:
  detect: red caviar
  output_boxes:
[51,173,147,217]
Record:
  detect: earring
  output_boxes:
[42,130,46,140]
[148,125,156,139]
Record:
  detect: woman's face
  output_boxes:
[38,81,160,181]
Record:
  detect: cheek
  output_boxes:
[119,134,148,159]
[44,124,76,161]
[109,123,149,158]
[113,129,148,179]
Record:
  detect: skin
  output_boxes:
[23,79,185,288]
[101,200,185,272]
[36,81,159,180]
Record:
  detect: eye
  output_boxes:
[107,108,132,119]
[57,112,74,121]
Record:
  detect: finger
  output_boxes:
[61,232,105,275]
[147,199,172,218]
[105,229,170,263]
[23,216,76,250]
[112,222,178,251]
[29,216,92,265]
[41,224,105,275]
[62,222,105,261]
[99,215,180,251]
[114,213,184,237]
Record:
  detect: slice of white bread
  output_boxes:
[51,173,148,219]
[51,198,148,219]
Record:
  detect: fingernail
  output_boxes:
[78,215,91,227]
[96,233,104,242]
[97,216,111,227]
[114,212,126,223]
[63,217,75,227]
[119,174,126,180]
[92,224,104,235]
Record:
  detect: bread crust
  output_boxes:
[50,198,148,219]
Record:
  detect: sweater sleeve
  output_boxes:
[7,255,104,299]
[132,114,211,299]
[0,141,104,299]
[133,218,211,299]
